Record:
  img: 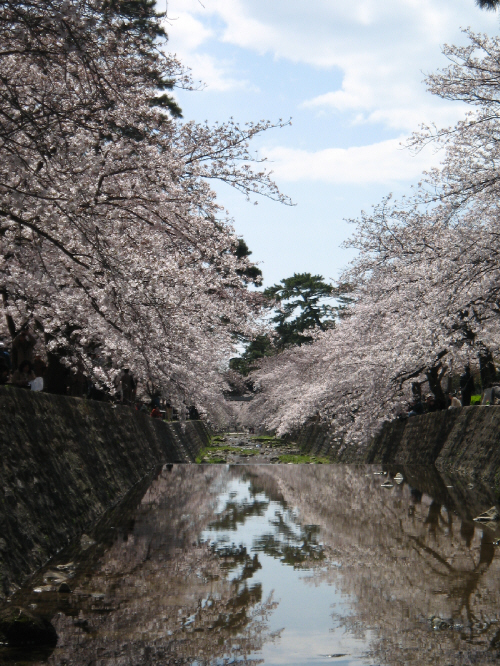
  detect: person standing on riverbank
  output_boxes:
[118,369,136,405]
[151,405,162,419]
[460,366,475,406]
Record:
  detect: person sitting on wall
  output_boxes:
[29,355,47,392]
[425,394,438,413]
[482,384,500,405]
[29,374,44,392]
[118,368,136,405]
[408,398,424,417]
[492,386,500,404]
[0,341,11,371]
[449,392,462,408]
[12,360,35,389]
[188,405,200,420]
[150,405,162,419]
[67,362,87,397]
[0,360,10,385]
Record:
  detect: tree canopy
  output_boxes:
[229,273,351,378]
[0,0,288,417]
[476,0,500,9]
[242,30,500,442]
[229,335,275,377]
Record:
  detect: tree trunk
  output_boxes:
[426,366,447,410]
[1,290,17,338]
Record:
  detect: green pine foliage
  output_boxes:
[104,0,183,117]
[234,238,263,285]
[230,272,353,377]
[230,335,275,376]
[475,0,500,9]
[264,272,352,348]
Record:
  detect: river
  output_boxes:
[2,462,500,665]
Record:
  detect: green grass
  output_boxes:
[195,445,259,463]
[277,454,331,464]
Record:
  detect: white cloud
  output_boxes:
[161,0,497,185]
[156,1,500,285]
[303,69,375,113]
[183,53,255,92]
[163,11,212,52]
[166,0,497,131]
[264,139,442,185]
[164,2,255,92]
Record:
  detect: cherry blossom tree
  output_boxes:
[0,0,289,416]
[476,0,500,10]
[246,30,500,445]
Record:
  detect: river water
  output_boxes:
[3,464,500,666]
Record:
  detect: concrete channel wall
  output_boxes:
[296,406,500,489]
[0,386,210,597]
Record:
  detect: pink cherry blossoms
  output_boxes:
[0,0,288,418]
[246,30,500,446]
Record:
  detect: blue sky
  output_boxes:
[159,0,498,287]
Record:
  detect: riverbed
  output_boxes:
[2,463,500,665]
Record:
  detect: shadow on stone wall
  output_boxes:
[0,386,209,597]
[296,407,500,490]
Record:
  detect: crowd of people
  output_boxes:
[403,365,500,419]
[3,328,497,424]
[0,328,198,421]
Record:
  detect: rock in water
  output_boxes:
[0,606,57,647]
[80,534,96,549]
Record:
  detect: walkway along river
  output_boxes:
[2,463,500,665]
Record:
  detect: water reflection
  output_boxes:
[245,466,500,665]
[2,465,500,665]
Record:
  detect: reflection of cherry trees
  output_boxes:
[9,465,500,665]
[206,497,269,533]
[211,469,326,569]
[244,466,500,665]
[18,466,279,665]
[253,515,325,568]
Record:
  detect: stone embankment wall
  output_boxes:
[296,406,500,488]
[0,386,210,598]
